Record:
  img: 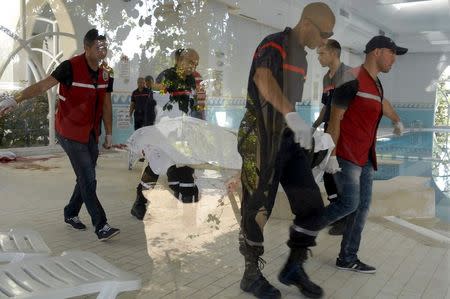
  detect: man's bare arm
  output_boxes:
[313,106,326,128]
[15,76,59,103]
[382,98,400,123]
[129,102,135,118]
[102,93,113,135]
[326,104,346,155]
[253,67,294,115]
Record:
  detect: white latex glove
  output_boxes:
[103,134,112,149]
[393,121,404,136]
[324,156,341,174]
[0,95,18,117]
[284,112,312,150]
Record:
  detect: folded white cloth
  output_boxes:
[311,131,335,183]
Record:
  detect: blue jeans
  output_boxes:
[324,158,374,263]
[57,132,107,231]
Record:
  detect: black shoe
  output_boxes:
[131,204,147,220]
[328,219,346,236]
[65,216,87,230]
[336,258,376,274]
[130,195,148,220]
[279,263,323,298]
[96,224,120,241]
[179,185,199,203]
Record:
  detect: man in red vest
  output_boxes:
[321,35,407,273]
[0,29,120,241]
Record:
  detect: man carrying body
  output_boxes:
[237,3,335,298]
[130,48,201,220]
[320,35,407,273]
[0,29,120,241]
[313,39,350,235]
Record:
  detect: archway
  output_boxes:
[0,0,76,147]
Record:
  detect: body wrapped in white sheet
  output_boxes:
[127,115,334,185]
[127,116,242,174]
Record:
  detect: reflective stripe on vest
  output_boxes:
[356,91,381,102]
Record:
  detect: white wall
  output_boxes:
[222,14,277,98]
[8,0,448,106]
[380,52,449,104]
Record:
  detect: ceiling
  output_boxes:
[216,0,450,53]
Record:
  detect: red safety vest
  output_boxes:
[336,66,383,170]
[56,54,109,143]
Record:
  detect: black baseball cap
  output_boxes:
[364,35,408,55]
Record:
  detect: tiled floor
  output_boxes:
[1,150,449,298]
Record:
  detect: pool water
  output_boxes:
[376,131,450,223]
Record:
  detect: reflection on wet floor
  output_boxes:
[0,150,449,298]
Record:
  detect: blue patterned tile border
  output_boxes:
[393,103,434,109]
[205,97,314,106]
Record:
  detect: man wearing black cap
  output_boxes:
[317,35,407,273]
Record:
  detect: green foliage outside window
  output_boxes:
[0,94,49,148]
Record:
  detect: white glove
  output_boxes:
[284,112,312,150]
[393,121,404,136]
[324,156,341,174]
[103,134,112,149]
[0,95,18,116]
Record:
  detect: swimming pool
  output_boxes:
[108,94,449,220]
[376,130,450,222]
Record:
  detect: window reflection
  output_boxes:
[0,0,448,204]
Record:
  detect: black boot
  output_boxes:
[240,244,281,299]
[328,217,346,235]
[130,188,148,220]
[180,185,199,203]
[278,248,323,298]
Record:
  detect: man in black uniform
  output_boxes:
[130,48,200,220]
[237,3,335,299]
[313,39,350,235]
[129,77,156,130]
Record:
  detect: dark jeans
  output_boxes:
[240,132,324,249]
[333,158,374,263]
[57,132,107,231]
[283,157,374,263]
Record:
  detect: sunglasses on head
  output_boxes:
[306,18,333,39]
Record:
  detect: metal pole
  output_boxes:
[21,0,26,39]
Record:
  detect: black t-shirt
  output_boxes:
[51,59,114,92]
[156,67,196,114]
[248,27,308,108]
[131,87,156,125]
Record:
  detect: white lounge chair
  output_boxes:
[0,250,141,299]
[0,229,51,263]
